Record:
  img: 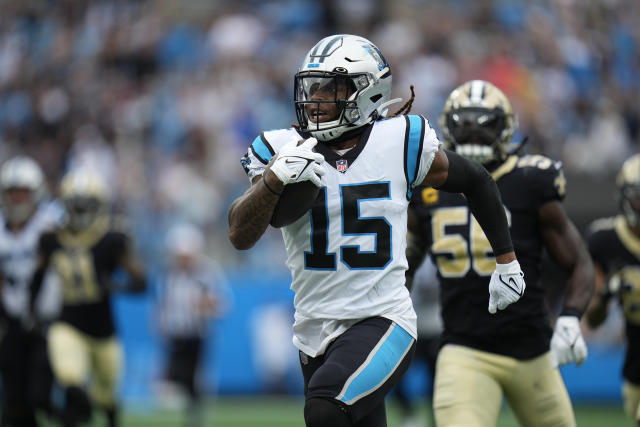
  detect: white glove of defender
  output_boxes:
[488,260,526,314]
[550,315,588,367]
[269,137,325,187]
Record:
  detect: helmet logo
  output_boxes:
[308,36,345,65]
[362,43,388,71]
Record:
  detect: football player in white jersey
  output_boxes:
[228,34,526,427]
[0,156,62,426]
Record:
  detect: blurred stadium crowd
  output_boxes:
[0,0,638,271]
[0,0,639,425]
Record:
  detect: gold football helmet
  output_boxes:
[59,170,110,231]
[617,154,640,228]
[439,80,518,166]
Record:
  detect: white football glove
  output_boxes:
[488,260,526,314]
[269,137,325,187]
[550,315,588,367]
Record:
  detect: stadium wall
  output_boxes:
[112,270,624,405]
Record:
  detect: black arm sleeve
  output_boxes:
[404,230,428,293]
[406,207,429,279]
[435,149,514,256]
[28,234,52,319]
[28,265,46,316]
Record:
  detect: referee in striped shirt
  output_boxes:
[157,223,230,426]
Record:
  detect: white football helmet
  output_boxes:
[617,154,640,228]
[0,156,46,225]
[439,80,518,166]
[59,169,110,231]
[294,34,393,142]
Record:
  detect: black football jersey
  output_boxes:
[587,216,640,384]
[39,218,130,338]
[411,154,566,359]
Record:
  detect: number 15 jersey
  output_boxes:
[242,115,440,356]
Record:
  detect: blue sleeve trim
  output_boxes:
[403,115,425,200]
[250,133,275,165]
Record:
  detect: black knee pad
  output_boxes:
[304,397,351,427]
[64,386,92,424]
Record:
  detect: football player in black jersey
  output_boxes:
[407,80,595,426]
[585,154,640,426]
[31,170,146,427]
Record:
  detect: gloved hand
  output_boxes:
[269,137,325,187]
[488,259,526,314]
[550,315,588,367]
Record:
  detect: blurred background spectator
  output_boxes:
[0,0,637,415]
[154,222,231,427]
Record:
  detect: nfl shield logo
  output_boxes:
[336,159,348,173]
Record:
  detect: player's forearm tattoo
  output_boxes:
[228,177,279,249]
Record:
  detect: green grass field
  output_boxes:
[100,396,630,427]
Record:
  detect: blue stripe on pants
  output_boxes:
[336,323,414,405]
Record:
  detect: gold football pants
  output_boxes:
[623,380,640,422]
[433,344,576,427]
[48,322,122,409]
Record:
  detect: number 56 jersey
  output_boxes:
[411,154,566,359]
[241,115,440,356]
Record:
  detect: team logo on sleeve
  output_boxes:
[336,159,349,173]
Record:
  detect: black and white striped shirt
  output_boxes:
[157,258,230,338]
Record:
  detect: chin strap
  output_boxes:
[376,98,403,117]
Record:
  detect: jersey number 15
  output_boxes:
[305,183,391,270]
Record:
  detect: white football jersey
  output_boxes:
[242,115,440,356]
[0,200,63,319]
